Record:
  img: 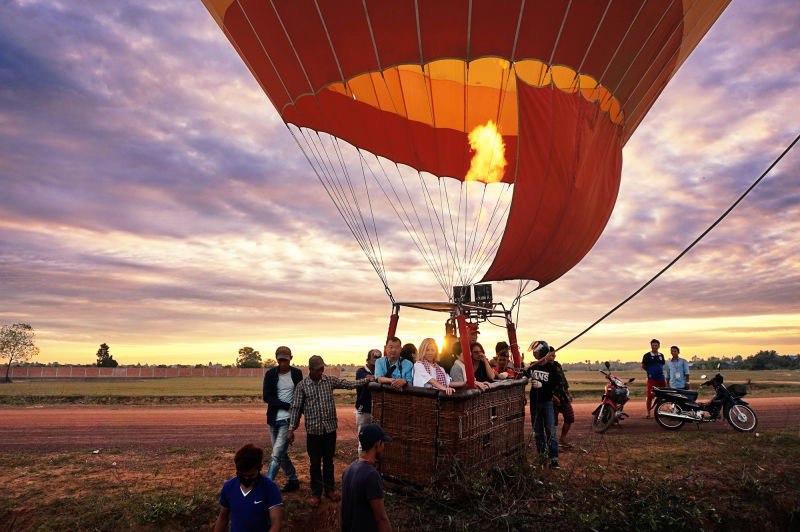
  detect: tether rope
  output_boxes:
[557,131,800,351]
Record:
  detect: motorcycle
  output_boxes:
[652,372,758,432]
[592,362,635,433]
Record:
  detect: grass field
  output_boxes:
[1,370,798,404]
[2,428,799,530]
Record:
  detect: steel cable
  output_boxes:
[557,131,800,351]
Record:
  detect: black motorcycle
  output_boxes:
[652,373,758,432]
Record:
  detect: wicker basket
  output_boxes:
[369,379,527,486]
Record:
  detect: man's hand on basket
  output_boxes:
[390,378,405,390]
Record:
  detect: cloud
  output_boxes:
[0,0,798,364]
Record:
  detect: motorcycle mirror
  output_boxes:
[716,363,721,370]
[628,378,635,383]
[604,361,610,369]
[701,374,707,379]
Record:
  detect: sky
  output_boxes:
[0,0,798,366]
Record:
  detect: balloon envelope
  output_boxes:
[203,0,729,290]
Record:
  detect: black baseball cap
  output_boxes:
[358,424,392,451]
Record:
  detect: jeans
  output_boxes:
[266,419,298,482]
[531,399,559,462]
[307,431,337,497]
[355,411,372,453]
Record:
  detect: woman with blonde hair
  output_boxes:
[413,338,459,395]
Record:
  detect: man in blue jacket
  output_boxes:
[262,345,303,492]
[375,337,413,389]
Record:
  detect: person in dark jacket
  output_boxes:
[262,346,303,492]
[549,346,575,449]
[355,349,381,452]
[525,340,560,468]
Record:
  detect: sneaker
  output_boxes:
[550,461,561,469]
[281,480,300,493]
[309,496,321,507]
[325,491,341,502]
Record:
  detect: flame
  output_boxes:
[465,120,507,184]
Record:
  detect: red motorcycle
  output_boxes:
[592,362,636,433]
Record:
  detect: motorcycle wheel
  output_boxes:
[592,403,615,433]
[654,401,685,430]
[725,404,758,432]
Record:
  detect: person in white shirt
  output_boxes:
[665,345,691,390]
[412,338,464,394]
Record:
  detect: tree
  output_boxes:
[263,359,277,368]
[96,343,119,368]
[1,323,40,383]
[236,347,262,368]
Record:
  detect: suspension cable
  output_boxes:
[557,132,800,351]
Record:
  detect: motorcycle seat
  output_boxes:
[653,387,699,401]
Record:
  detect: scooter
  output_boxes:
[592,362,635,433]
[652,372,758,432]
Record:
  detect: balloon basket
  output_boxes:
[369,379,527,486]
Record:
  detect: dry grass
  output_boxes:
[1,428,799,531]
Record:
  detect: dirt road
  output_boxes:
[1,397,798,451]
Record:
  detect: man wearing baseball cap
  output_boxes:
[341,424,392,532]
[287,355,373,507]
[262,346,303,492]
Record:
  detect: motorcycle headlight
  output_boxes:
[612,378,623,387]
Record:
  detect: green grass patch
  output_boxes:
[135,491,217,528]
[1,370,797,406]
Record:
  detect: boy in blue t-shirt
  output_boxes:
[214,444,282,532]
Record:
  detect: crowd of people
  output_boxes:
[212,337,697,529]
[213,335,578,531]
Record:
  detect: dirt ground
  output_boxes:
[1,397,800,530]
[1,397,799,451]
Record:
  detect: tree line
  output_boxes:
[560,350,800,372]
[3,322,798,383]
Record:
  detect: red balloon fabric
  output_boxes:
[203,0,729,288]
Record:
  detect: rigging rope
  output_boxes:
[556,131,800,352]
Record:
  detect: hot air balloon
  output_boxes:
[202,0,729,377]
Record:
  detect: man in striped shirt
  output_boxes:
[287,355,373,507]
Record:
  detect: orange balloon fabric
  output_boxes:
[203,0,729,287]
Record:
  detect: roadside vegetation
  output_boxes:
[1,369,799,405]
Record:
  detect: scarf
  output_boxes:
[422,359,447,387]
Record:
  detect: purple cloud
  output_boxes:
[0,0,798,363]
